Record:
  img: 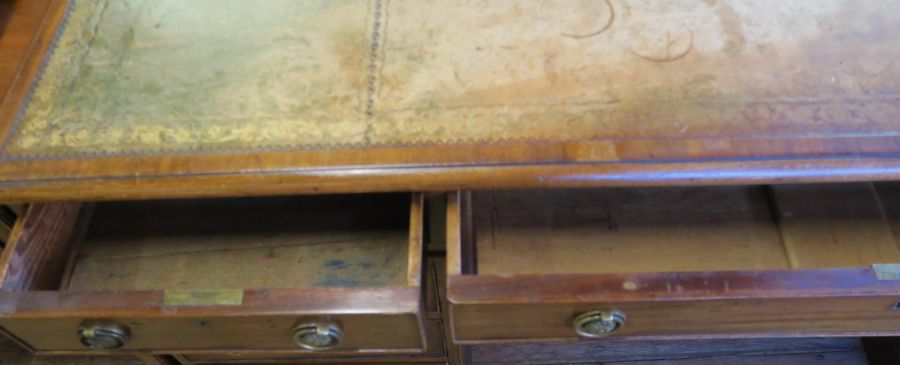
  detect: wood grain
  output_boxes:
[473,187,788,275]
[432,258,467,365]
[0,0,52,104]
[470,337,865,365]
[31,356,146,365]
[450,291,900,342]
[179,257,452,365]
[472,184,900,276]
[771,183,900,269]
[0,287,422,354]
[473,351,868,365]
[65,194,410,291]
[182,320,447,365]
[407,194,424,287]
[0,203,81,291]
[445,193,463,277]
[1,157,900,203]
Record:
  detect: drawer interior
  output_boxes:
[56,193,411,292]
[466,183,900,276]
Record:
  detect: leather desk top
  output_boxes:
[1,0,898,201]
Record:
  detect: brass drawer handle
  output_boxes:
[78,321,131,350]
[573,310,627,338]
[291,322,343,350]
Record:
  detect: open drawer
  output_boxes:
[0,193,425,355]
[446,183,900,343]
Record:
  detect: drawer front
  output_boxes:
[0,286,424,354]
[182,320,447,364]
[2,314,422,353]
[450,295,900,343]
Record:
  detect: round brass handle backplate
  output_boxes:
[291,322,343,351]
[78,321,131,350]
[573,310,627,338]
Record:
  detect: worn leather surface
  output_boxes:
[6,0,900,157]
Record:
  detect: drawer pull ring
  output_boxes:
[77,321,131,350]
[573,310,627,338]
[291,322,343,350]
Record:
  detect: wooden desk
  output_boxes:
[1,1,899,365]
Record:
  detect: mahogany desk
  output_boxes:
[0,1,899,364]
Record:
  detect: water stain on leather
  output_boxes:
[121,26,135,49]
[331,28,369,95]
[703,0,747,55]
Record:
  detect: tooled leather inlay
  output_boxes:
[4,0,900,158]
